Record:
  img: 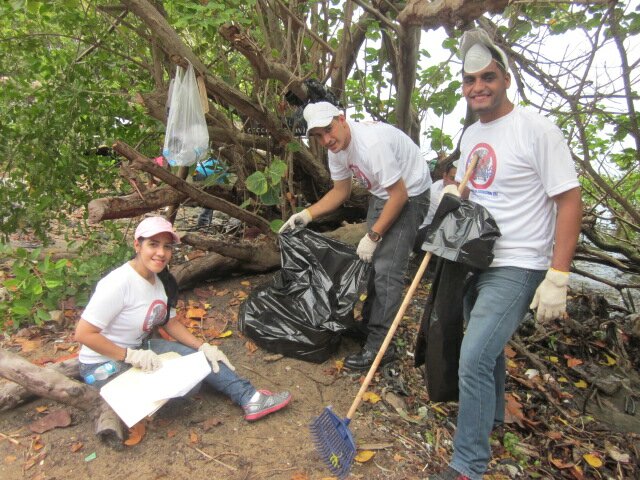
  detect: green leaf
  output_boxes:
[245,171,268,195]
[270,219,284,233]
[260,186,280,206]
[44,279,63,289]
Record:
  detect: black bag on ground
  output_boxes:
[415,194,501,401]
[239,228,370,363]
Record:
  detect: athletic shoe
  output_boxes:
[243,389,291,421]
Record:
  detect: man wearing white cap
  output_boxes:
[280,101,432,370]
[429,30,582,480]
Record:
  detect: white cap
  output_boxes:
[303,102,342,134]
[459,29,508,74]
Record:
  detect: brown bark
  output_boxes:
[88,185,187,224]
[0,350,125,446]
[397,0,509,29]
[0,358,80,412]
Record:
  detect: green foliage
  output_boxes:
[0,2,161,241]
[245,158,287,207]
[0,229,130,331]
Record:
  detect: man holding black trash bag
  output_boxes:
[279,102,432,370]
[429,30,582,480]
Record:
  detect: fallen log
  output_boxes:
[0,349,124,446]
[0,358,80,412]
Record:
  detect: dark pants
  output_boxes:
[361,189,429,350]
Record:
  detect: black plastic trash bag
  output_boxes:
[415,194,501,401]
[421,193,500,269]
[414,258,471,402]
[239,228,370,363]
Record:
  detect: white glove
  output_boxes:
[356,233,378,263]
[529,269,570,322]
[199,343,235,373]
[125,348,162,372]
[279,209,312,233]
[439,184,461,201]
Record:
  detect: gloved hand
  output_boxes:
[529,268,570,322]
[279,209,312,234]
[199,343,235,373]
[439,184,461,201]
[356,233,378,263]
[125,348,162,372]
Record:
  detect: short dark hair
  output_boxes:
[488,45,507,73]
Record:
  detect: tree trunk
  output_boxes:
[0,358,80,412]
[0,349,125,446]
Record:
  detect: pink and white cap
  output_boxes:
[134,216,180,243]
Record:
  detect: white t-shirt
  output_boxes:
[79,263,176,364]
[329,120,432,199]
[457,107,579,270]
[420,179,444,227]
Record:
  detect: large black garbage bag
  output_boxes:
[414,259,471,402]
[422,193,500,270]
[239,228,370,363]
[415,195,501,401]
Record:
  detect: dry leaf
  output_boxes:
[504,394,526,428]
[289,472,309,480]
[167,429,177,438]
[193,287,211,299]
[354,450,375,463]
[187,307,206,319]
[70,442,83,452]
[35,406,48,413]
[574,379,588,389]
[566,356,583,368]
[604,442,630,463]
[504,345,517,358]
[216,330,232,338]
[549,453,574,469]
[15,338,42,353]
[124,421,146,446]
[32,436,45,451]
[600,354,616,366]
[245,340,258,353]
[240,280,251,286]
[216,289,230,296]
[29,409,72,433]
[547,356,559,364]
[362,392,381,404]
[189,431,199,444]
[201,417,223,432]
[583,453,602,468]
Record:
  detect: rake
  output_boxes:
[310,154,479,478]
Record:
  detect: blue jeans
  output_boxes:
[361,189,429,350]
[450,267,544,479]
[80,339,256,407]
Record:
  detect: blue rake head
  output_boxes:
[309,406,356,479]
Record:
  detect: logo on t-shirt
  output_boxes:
[468,144,496,190]
[349,164,371,190]
[142,299,168,333]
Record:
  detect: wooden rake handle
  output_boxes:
[346,153,479,420]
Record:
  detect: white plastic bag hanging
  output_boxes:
[162,63,209,167]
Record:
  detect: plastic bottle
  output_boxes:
[84,361,118,385]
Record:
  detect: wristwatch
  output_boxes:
[367,230,382,242]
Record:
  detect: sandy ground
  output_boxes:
[0,272,436,480]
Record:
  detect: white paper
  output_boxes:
[100,351,211,427]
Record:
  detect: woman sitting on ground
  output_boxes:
[74,216,291,421]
